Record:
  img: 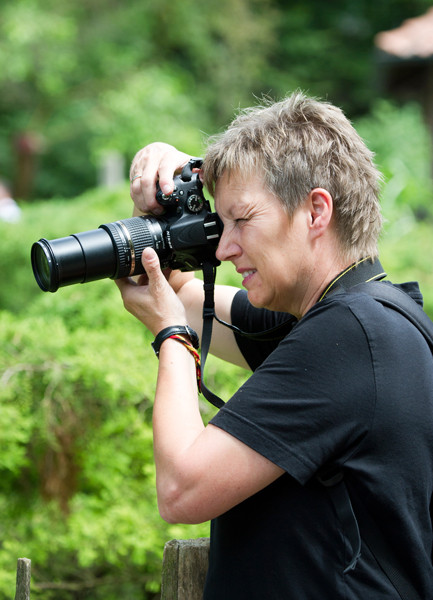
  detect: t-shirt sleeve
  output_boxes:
[230,290,297,371]
[213,297,376,485]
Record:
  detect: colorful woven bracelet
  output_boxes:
[168,334,202,392]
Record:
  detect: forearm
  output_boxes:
[153,338,205,522]
[152,336,283,525]
[178,278,249,369]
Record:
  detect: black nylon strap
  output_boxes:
[351,281,433,351]
[198,258,391,409]
[319,256,387,300]
[200,261,225,408]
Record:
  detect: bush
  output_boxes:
[0,280,213,598]
[356,100,433,220]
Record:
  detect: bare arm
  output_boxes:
[116,248,283,524]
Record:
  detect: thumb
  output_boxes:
[141,247,161,275]
[141,248,166,291]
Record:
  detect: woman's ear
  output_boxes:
[308,188,333,236]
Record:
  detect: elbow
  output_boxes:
[158,502,182,524]
[156,480,205,525]
[157,489,182,524]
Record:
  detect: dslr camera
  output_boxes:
[31,159,222,293]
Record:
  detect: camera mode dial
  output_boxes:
[187,194,204,213]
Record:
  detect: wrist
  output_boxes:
[152,325,199,357]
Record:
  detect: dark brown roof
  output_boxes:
[375,7,433,58]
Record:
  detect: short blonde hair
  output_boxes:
[202,91,383,261]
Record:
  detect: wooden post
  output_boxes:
[161,538,210,600]
[14,558,31,600]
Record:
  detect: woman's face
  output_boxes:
[214,171,314,315]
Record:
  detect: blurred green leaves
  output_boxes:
[0,0,276,198]
[2,0,433,198]
[357,101,433,218]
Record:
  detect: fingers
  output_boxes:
[130,143,192,215]
[114,248,160,298]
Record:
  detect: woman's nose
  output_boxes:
[215,227,240,262]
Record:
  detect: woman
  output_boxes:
[116,92,433,599]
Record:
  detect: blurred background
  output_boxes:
[1,0,433,598]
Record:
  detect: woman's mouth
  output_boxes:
[241,269,256,285]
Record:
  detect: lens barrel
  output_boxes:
[31,216,165,292]
[31,229,117,292]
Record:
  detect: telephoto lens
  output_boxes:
[31,216,164,293]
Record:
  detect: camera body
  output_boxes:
[150,162,221,272]
[31,160,222,292]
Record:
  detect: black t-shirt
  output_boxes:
[204,283,433,599]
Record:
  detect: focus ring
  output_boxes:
[100,217,164,279]
[119,217,165,275]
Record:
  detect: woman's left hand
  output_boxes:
[115,247,188,335]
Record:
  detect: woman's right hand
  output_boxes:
[129,142,193,215]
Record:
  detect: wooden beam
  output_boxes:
[161,538,210,600]
[14,558,31,600]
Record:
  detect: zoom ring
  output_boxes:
[121,218,155,254]
[118,217,164,275]
[101,217,164,279]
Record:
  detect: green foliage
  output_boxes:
[2,0,433,198]
[354,103,433,321]
[0,0,275,198]
[356,101,433,218]
[87,67,206,162]
[353,101,433,315]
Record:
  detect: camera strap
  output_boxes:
[200,261,225,408]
